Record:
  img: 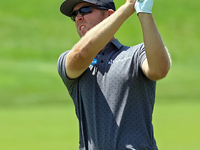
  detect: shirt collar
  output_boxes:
[111,39,124,50]
[102,39,124,53]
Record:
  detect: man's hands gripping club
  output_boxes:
[126,0,154,14]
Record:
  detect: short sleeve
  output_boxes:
[57,51,80,95]
[138,43,146,69]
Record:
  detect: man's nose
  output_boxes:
[75,12,84,21]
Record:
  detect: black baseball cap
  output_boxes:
[60,0,116,17]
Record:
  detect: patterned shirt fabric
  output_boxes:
[57,39,158,150]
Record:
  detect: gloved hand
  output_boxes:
[134,0,154,14]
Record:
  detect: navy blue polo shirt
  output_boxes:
[57,39,158,150]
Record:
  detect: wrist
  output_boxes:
[138,13,155,30]
[138,12,152,18]
[121,2,135,16]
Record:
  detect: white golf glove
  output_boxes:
[134,0,154,14]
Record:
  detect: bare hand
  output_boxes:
[126,0,137,7]
[125,0,137,13]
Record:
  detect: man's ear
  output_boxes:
[107,9,114,16]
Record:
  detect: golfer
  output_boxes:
[57,0,171,149]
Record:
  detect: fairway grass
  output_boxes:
[0,102,199,150]
[153,101,200,150]
[0,104,79,150]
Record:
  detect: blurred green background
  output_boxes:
[0,0,199,149]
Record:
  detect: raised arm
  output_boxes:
[133,0,171,81]
[65,2,135,79]
[139,13,171,81]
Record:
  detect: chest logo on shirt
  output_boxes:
[108,59,114,65]
[108,57,132,65]
[89,59,97,67]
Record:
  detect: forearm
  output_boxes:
[76,3,134,54]
[139,13,171,80]
[66,3,134,77]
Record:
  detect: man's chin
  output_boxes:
[79,31,87,37]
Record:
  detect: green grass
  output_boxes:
[153,101,200,150]
[0,59,70,106]
[0,105,79,150]
[0,102,199,150]
[0,0,200,149]
[156,63,200,101]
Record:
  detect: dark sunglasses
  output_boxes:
[71,6,109,21]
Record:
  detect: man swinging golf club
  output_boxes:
[57,0,171,149]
